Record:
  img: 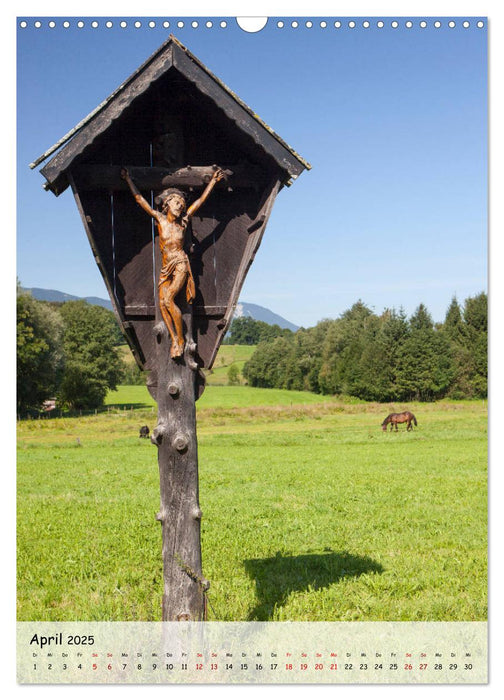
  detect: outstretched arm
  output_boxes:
[121,168,159,220]
[186,167,225,218]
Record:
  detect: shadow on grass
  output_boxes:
[244,550,384,620]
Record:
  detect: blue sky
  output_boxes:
[17,15,487,328]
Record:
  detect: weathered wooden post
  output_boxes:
[31,36,310,621]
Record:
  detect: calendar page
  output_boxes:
[16,10,488,688]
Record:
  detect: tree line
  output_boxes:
[242,294,487,402]
[223,315,294,345]
[17,285,487,412]
[17,286,124,414]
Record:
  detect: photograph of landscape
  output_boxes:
[16,12,487,677]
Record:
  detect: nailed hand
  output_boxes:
[212,166,226,182]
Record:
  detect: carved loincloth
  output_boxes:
[158,251,195,302]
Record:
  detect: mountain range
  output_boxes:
[25,287,299,331]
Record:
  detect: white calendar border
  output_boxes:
[6,0,500,697]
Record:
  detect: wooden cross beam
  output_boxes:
[61,163,265,192]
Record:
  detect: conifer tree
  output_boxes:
[396,304,453,401]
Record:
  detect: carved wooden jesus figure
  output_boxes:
[121,166,225,358]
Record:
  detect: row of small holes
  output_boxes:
[19,19,485,30]
[19,20,228,29]
[285,19,485,29]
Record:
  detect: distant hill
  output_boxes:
[233,302,298,331]
[24,288,299,331]
[26,287,114,310]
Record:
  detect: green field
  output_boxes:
[204,344,256,385]
[17,385,487,622]
[118,342,255,387]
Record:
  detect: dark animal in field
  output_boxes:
[381,411,417,432]
[139,425,150,438]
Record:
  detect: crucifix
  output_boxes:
[31,35,310,621]
[120,166,225,359]
[121,164,226,620]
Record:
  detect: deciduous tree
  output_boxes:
[58,301,124,409]
[17,288,64,413]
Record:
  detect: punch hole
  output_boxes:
[406,21,413,28]
[420,21,427,28]
[334,21,341,28]
[177,21,184,28]
[163,21,170,28]
[377,21,384,28]
[220,21,227,28]
[206,21,213,28]
[320,21,327,28]
[49,21,56,28]
[449,21,456,28]
[348,21,356,29]
[237,17,268,33]
[121,21,127,28]
[434,21,442,28]
[463,21,470,28]
[277,21,284,28]
[391,21,398,28]
[291,20,299,28]
[192,21,199,28]
[362,21,370,28]
[77,21,85,28]
[106,21,113,28]
[63,21,70,28]
[92,21,99,28]
[135,21,142,28]
[149,21,156,28]
[477,21,484,28]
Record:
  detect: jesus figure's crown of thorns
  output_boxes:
[155,188,188,210]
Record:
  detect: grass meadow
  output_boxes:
[204,344,256,385]
[17,381,487,622]
[119,343,255,387]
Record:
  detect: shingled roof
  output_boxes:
[31,35,311,195]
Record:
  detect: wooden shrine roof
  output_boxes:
[31,35,311,195]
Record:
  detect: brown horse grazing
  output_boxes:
[381,411,418,432]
